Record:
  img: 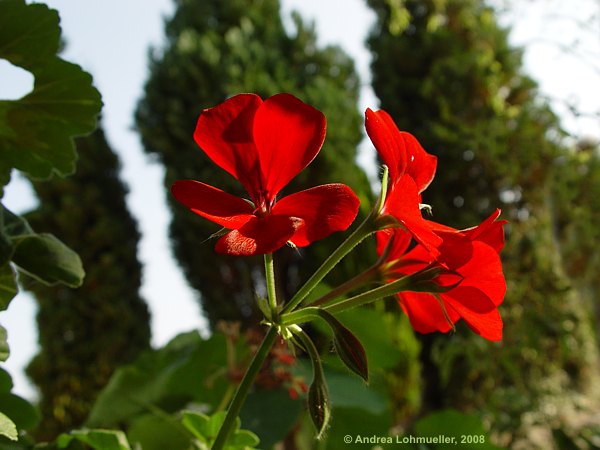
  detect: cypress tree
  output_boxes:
[135,0,373,329]
[25,127,151,440]
[367,0,600,444]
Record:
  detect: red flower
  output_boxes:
[365,108,442,255]
[172,93,360,256]
[378,210,507,341]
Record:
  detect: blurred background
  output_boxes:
[1,0,599,448]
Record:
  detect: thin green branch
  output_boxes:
[281,165,390,315]
[264,253,278,318]
[211,326,278,450]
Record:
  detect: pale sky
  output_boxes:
[1,0,598,399]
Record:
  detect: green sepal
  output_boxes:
[406,266,463,294]
[317,309,369,383]
[256,296,272,321]
[308,359,331,440]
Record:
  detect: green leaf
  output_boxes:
[414,409,501,450]
[182,410,260,450]
[11,233,84,287]
[1,205,84,288]
[0,168,10,198]
[0,368,13,393]
[86,331,231,427]
[0,1,60,66]
[0,206,32,238]
[57,429,132,450]
[317,310,369,382]
[0,209,13,267]
[322,406,392,450]
[0,324,8,362]
[228,429,260,448]
[0,411,17,442]
[0,264,18,312]
[0,393,40,431]
[181,411,210,442]
[0,1,102,179]
[206,411,227,437]
[240,389,300,448]
[323,369,387,415]
[127,414,191,450]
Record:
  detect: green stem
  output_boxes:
[211,326,278,450]
[309,264,379,307]
[281,215,377,314]
[281,307,322,326]
[281,165,391,314]
[323,275,415,315]
[264,253,278,318]
[281,271,414,325]
[292,327,330,439]
[292,326,321,368]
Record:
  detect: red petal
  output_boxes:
[253,94,326,198]
[171,180,254,228]
[402,132,437,193]
[456,241,506,306]
[383,176,442,255]
[272,184,360,247]
[435,230,474,269]
[365,108,407,182]
[365,110,437,193]
[463,209,507,253]
[194,94,262,198]
[376,229,412,262]
[215,215,299,256]
[444,287,503,341]
[397,292,459,334]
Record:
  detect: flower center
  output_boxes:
[253,190,273,217]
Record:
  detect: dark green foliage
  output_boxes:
[24,128,151,440]
[367,0,600,446]
[0,0,102,181]
[135,0,374,328]
[0,0,100,321]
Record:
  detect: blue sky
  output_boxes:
[1,0,598,399]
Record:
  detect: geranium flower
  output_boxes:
[172,93,360,256]
[365,108,442,255]
[378,210,507,341]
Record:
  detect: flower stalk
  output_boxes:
[211,326,279,450]
[264,253,278,319]
[281,216,376,314]
[281,166,390,315]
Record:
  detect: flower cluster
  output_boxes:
[173,93,506,341]
[174,93,509,446]
[366,108,506,341]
